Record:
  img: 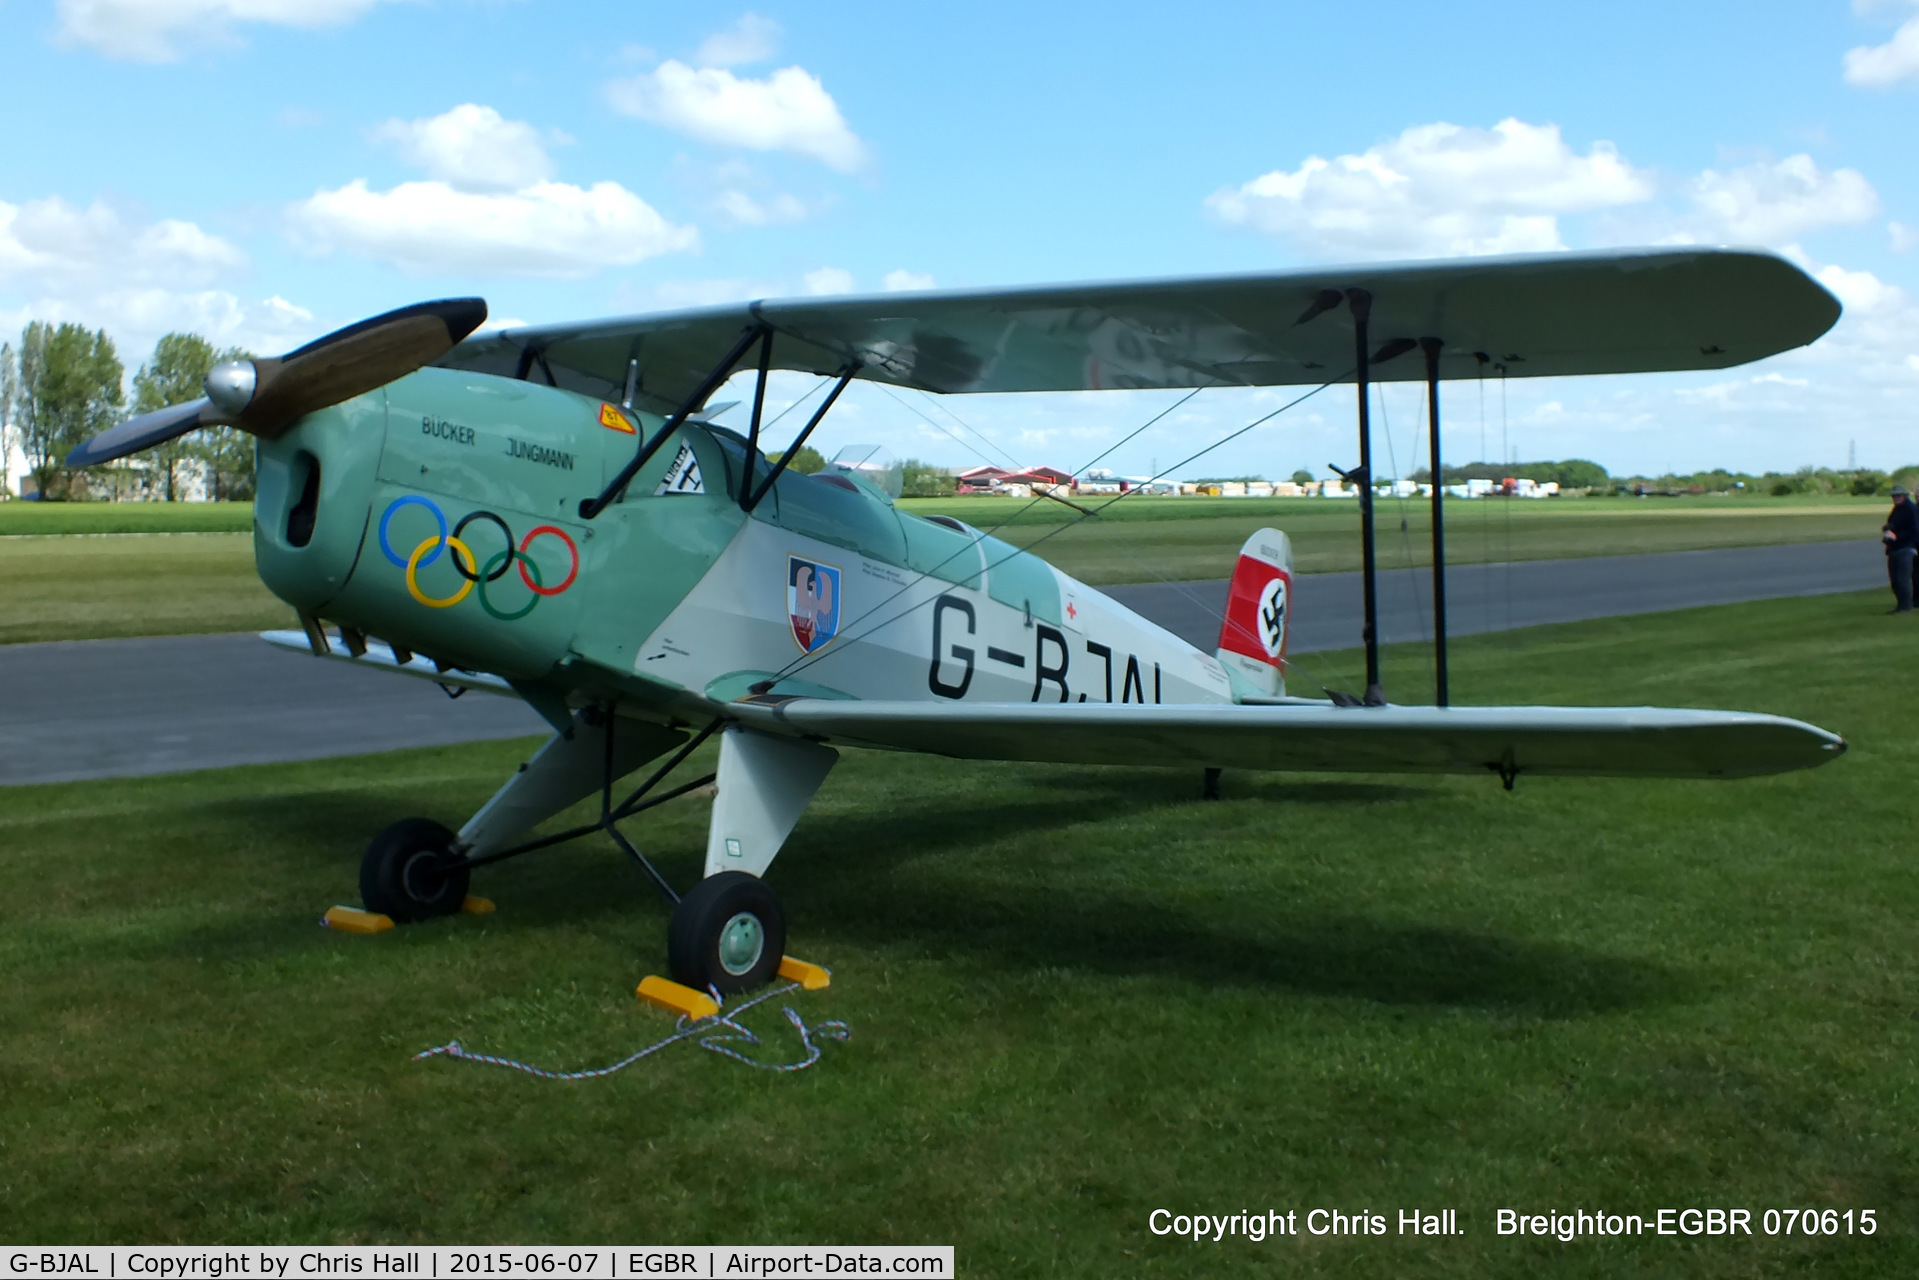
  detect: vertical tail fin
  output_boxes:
[1216,528,1293,701]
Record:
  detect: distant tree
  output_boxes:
[133,333,212,502]
[17,322,124,500]
[1552,458,1610,490]
[1849,470,1888,496]
[1290,469,1315,485]
[197,421,257,501]
[133,333,255,501]
[775,444,825,474]
[0,342,15,498]
[899,458,954,498]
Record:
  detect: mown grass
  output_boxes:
[0,497,1888,644]
[0,533,294,644]
[1,592,1912,1275]
[900,494,1886,583]
[0,501,255,535]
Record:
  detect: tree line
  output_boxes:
[1607,464,1919,497]
[0,325,254,502]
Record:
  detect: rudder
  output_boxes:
[1216,528,1292,700]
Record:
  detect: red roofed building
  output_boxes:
[956,464,1075,493]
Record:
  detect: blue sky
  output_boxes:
[4,0,1918,480]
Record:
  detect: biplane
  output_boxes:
[70,247,1847,992]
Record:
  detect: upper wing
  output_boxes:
[437,248,1840,416]
[726,699,1846,781]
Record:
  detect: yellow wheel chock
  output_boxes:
[635,956,830,1019]
[322,896,494,933]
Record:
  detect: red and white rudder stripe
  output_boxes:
[1215,528,1293,701]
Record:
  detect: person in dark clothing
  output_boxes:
[1884,486,1918,612]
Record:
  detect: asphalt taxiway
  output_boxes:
[1,539,1884,785]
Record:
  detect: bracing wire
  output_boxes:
[877,383,1027,474]
[770,376,1350,688]
[718,360,1317,695]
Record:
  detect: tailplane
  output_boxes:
[1216,528,1293,701]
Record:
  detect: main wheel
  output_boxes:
[668,872,785,994]
[360,818,470,922]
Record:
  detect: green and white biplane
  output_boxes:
[71,247,1848,994]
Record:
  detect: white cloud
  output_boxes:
[605,61,868,172]
[370,104,555,194]
[714,189,809,226]
[802,266,855,295]
[1208,118,1651,259]
[0,196,245,292]
[1892,221,1919,252]
[1213,122,1880,263]
[1680,155,1879,243]
[0,195,317,357]
[695,13,780,68]
[55,0,395,62]
[294,104,697,277]
[1844,9,1919,86]
[881,269,936,292]
[287,179,699,277]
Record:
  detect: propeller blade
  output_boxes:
[241,297,488,437]
[64,399,210,468]
[67,297,488,468]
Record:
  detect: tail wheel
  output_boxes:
[668,872,785,994]
[360,818,470,922]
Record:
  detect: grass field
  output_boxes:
[0,496,1888,644]
[0,501,255,535]
[900,494,1887,583]
[0,533,294,644]
[1,592,1911,1274]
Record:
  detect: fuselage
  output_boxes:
[251,368,1236,727]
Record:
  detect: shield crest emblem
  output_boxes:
[788,555,842,653]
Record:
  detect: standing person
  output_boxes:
[1884,485,1918,613]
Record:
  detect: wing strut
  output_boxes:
[1421,337,1450,707]
[1348,289,1385,705]
[1306,288,1427,706]
[741,358,860,514]
[581,322,770,520]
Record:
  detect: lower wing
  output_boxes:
[261,629,515,697]
[728,699,1846,781]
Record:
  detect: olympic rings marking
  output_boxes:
[519,525,579,595]
[379,495,580,619]
[478,549,540,621]
[407,535,476,608]
[380,494,446,568]
[452,511,515,583]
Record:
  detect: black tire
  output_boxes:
[360,818,470,922]
[667,872,785,994]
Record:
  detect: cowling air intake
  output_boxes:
[67,298,489,468]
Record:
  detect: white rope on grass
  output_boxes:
[413,974,850,1079]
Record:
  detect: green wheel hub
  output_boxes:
[718,911,765,976]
